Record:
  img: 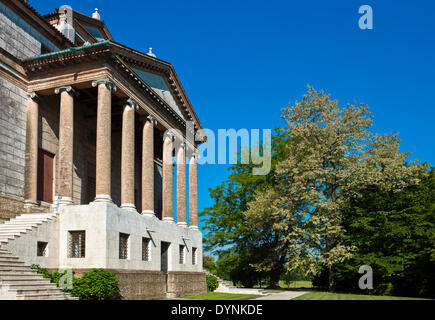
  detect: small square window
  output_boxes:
[179,245,185,264]
[119,233,130,259]
[192,247,197,265]
[68,231,85,258]
[37,242,48,257]
[142,237,151,261]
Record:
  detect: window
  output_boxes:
[179,245,185,264]
[37,242,48,257]
[192,247,197,265]
[68,231,85,258]
[142,237,151,261]
[119,233,130,259]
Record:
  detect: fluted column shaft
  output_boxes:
[142,115,157,215]
[93,78,116,202]
[121,99,137,211]
[162,133,174,222]
[55,86,75,205]
[176,143,187,226]
[24,93,39,208]
[189,154,199,229]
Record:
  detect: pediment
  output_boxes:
[130,67,186,121]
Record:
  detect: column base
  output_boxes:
[58,197,73,205]
[162,217,175,223]
[93,194,113,203]
[177,222,188,228]
[141,210,157,217]
[189,226,200,231]
[24,199,39,209]
[121,203,137,212]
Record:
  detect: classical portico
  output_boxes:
[23,75,200,229]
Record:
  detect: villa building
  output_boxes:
[0,0,206,299]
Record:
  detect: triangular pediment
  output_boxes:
[131,67,186,121]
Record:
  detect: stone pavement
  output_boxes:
[253,290,308,300]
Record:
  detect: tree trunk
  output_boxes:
[328,265,335,292]
[268,268,282,289]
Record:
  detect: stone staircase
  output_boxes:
[0,213,77,300]
[205,270,270,296]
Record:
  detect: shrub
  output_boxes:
[206,275,219,292]
[70,269,120,300]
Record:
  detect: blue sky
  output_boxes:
[32,0,435,230]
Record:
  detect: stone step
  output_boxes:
[16,293,77,300]
[0,231,25,236]
[1,279,52,286]
[0,272,42,278]
[13,217,54,221]
[0,260,26,266]
[4,221,43,225]
[0,256,20,262]
[9,286,64,295]
[0,224,34,229]
[16,214,56,218]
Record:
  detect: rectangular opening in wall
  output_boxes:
[119,233,130,259]
[142,237,151,261]
[37,149,55,203]
[68,231,85,258]
[37,241,48,257]
[179,244,185,264]
[192,247,197,265]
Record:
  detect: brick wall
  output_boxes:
[0,12,41,60]
[167,271,207,297]
[0,77,27,205]
[71,269,167,300]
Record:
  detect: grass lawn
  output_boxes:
[180,292,261,300]
[255,280,313,293]
[292,291,430,300]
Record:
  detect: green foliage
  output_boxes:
[206,275,219,292]
[200,128,291,287]
[203,255,215,270]
[30,264,72,288]
[313,169,435,298]
[70,269,120,300]
[30,265,120,300]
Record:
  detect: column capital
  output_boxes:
[179,142,186,150]
[147,115,157,126]
[163,131,175,141]
[92,78,117,92]
[54,85,78,96]
[27,92,40,100]
[125,98,139,110]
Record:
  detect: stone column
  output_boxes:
[162,132,175,222]
[141,115,157,216]
[176,143,187,227]
[92,78,117,203]
[24,92,39,209]
[189,153,199,230]
[54,86,76,205]
[121,98,138,211]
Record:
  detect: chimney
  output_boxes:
[92,8,100,20]
[55,5,75,44]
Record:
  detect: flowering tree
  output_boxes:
[245,86,425,290]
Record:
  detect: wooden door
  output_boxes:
[37,149,54,203]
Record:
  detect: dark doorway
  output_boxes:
[37,149,54,203]
[84,160,96,204]
[161,241,170,272]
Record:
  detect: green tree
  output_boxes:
[245,86,425,291]
[320,168,435,298]
[200,129,291,287]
